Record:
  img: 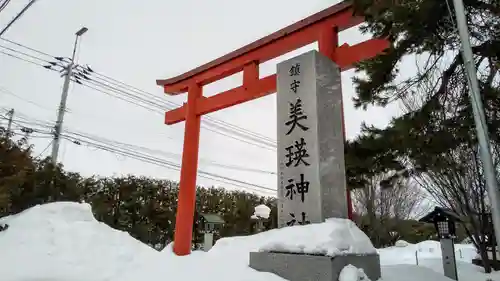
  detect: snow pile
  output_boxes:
[394,240,410,247]
[0,202,158,281]
[1,202,499,281]
[378,240,477,265]
[339,265,370,281]
[251,204,271,219]
[259,218,376,257]
[382,265,464,281]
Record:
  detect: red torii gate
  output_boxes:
[156,1,389,256]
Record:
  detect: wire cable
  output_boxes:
[2,110,277,178]
[34,140,53,159]
[0,85,54,112]
[0,0,12,13]
[62,134,276,194]
[87,67,278,145]
[1,39,278,150]
[0,50,55,69]
[0,0,38,36]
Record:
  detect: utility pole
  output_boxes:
[51,27,88,165]
[6,108,14,135]
[451,0,500,250]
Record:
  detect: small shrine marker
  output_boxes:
[277,50,348,227]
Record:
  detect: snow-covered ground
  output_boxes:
[0,202,498,281]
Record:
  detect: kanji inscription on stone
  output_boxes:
[277,50,348,228]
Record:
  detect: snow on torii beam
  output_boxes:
[156,1,389,256]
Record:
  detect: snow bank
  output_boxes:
[259,218,376,257]
[394,240,409,247]
[378,239,477,266]
[0,202,158,281]
[1,202,497,281]
[382,265,461,281]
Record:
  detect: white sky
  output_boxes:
[0,0,410,196]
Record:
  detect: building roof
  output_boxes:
[419,207,463,223]
[200,213,225,224]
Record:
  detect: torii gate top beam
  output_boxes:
[157,1,363,94]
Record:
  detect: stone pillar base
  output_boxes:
[249,251,381,281]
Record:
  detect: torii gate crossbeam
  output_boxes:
[157,1,389,256]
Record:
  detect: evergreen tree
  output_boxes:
[352,0,499,271]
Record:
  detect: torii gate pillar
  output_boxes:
[156,1,389,256]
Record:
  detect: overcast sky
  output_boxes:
[0,0,410,196]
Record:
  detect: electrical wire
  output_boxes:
[61,134,276,194]
[0,50,55,70]
[0,0,11,14]
[0,39,278,150]
[0,85,54,112]
[85,68,278,146]
[0,37,54,58]
[0,0,39,37]
[63,127,277,175]
[1,111,277,193]
[74,78,277,150]
[0,44,51,63]
[34,140,53,159]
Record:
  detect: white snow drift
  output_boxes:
[259,218,376,257]
[0,202,499,281]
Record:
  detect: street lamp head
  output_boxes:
[76,27,88,36]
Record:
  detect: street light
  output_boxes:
[76,27,88,36]
[51,27,88,165]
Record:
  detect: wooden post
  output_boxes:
[173,83,202,256]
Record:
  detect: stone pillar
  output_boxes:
[440,238,458,280]
[203,232,214,252]
[249,51,381,281]
[277,50,347,228]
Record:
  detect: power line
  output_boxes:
[0,44,51,63]
[1,110,277,184]
[0,85,54,112]
[0,0,39,36]
[72,77,277,150]
[0,37,54,58]
[0,39,278,149]
[3,115,277,194]
[72,78,277,150]
[34,140,53,159]
[61,133,276,194]
[0,87,179,142]
[64,128,277,176]
[0,49,54,69]
[85,67,278,145]
[0,0,12,13]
